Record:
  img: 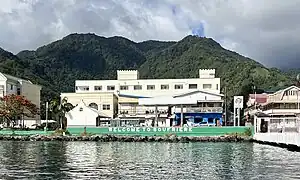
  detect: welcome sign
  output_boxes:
[108,127,193,133]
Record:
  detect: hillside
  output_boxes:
[0,33,295,117]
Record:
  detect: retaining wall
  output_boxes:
[0,130,54,136]
[67,126,252,136]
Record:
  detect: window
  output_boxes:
[94,86,102,91]
[216,84,219,90]
[103,104,111,110]
[107,85,115,90]
[17,88,21,95]
[75,86,78,90]
[175,84,183,89]
[83,87,89,91]
[10,84,13,90]
[134,85,142,90]
[203,84,212,89]
[189,84,197,89]
[161,84,169,90]
[89,103,98,110]
[120,85,128,90]
[147,85,155,90]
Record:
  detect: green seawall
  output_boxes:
[67,126,253,136]
[0,127,253,136]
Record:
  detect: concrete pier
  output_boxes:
[253,116,300,151]
[253,133,300,151]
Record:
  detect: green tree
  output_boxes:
[0,94,38,127]
[49,97,73,129]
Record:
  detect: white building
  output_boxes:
[0,72,42,127]
[245,85,300,118]
[60,92,118,119]
[62,69,223,127]
[75,69,220,96]
[65,100,111,127]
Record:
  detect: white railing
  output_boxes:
[254,117,300,146]
[186,107,223,113]
[254,133,300,146]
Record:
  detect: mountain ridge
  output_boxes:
[0,33,296,117]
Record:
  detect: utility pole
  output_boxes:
[45,102,49,131]
[224,86,227,126]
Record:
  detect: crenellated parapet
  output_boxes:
[117,70,139,80]
[199,69,216,79]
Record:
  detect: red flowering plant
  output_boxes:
[0,94,39,124]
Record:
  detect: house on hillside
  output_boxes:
[0,72,42,127]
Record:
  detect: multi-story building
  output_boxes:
[246,86,300,134]
[245,85,300,117]
[0,72,42,127]
[75,69,220,96]
[60,92,118,119]
[62,69,224,127]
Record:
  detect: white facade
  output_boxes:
[66,100,110,127]
[75,69,220,97]
[60,92,118,119]
[62,69,223,125]
[245,86,300,117]
[0,72,42,127]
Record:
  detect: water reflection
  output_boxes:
[0,142,299,179]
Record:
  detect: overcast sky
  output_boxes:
[0,0,300,69]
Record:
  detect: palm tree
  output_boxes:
[49,97,73,129]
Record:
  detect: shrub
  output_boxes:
[244,127,253,137]
[52,129,71,136]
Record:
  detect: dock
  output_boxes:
[253,117,300,151]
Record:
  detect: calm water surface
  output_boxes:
[0,141,299,180]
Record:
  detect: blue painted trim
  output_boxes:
[118,94,150,98]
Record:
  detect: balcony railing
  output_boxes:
[186,107,223,113]
[119,109,168,115]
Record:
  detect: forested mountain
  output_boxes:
[0,33,297,116]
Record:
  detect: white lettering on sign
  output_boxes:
[108,127,193,133]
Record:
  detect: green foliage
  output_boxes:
[0,34,296,117]
[52,129,71,136]
[226,127,253,137]
[0,94,38,125]
[244,127,253,137]
[49,97,73,129]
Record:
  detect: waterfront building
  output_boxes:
[60,92,118,119]
[0,72,42,127]
[245,86,300,139]
[61,69,224,127]
[245,85,300,118]
[65,100,111,127]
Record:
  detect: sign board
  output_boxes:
[108,127,193,133]
[234,96,244,109]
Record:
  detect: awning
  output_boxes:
[139,96,197,106]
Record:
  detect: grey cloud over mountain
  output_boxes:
[0,0,300,68]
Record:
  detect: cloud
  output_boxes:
[0,0,300,69]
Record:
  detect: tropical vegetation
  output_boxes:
[0,94,38,127]
[48,97,74,129]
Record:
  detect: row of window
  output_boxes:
[85,103,111,110]
[77,83,217,91]
[285,90,299,96]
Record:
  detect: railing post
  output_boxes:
[282,118,286,133]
